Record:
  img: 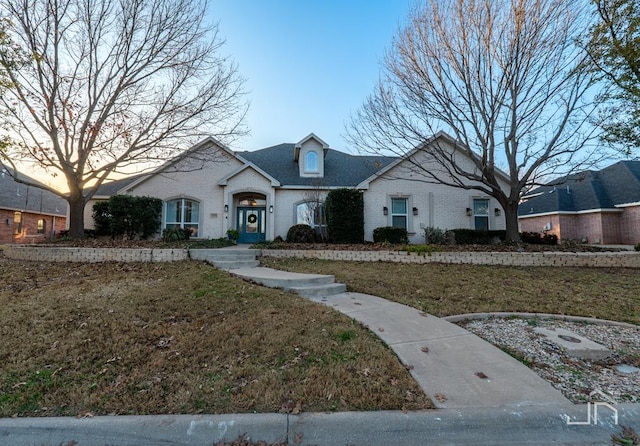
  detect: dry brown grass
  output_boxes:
[0,257,432,417]
[260,258,640,325]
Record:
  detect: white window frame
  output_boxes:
[390,197,408,230]
[165,198,200,237]
[304,151,318,173]
[473,198,490,231]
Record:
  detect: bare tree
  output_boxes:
[347,0,603,241]
[302,180,328,241]
[0,0,247,237]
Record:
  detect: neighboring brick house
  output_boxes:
[518,161,640,245]
[0,168,67,244]
[92,132,507,244]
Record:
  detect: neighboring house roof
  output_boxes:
[239,143,395,187]
[92,174,149,198]
[519,160,640,216]
[0,168,67,216]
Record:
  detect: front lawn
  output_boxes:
[259,258,640,325]
[0,257,431,417]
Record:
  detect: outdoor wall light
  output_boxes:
[224,204,228,213]
[5,218,10,225]
[495,208,501,216]
[412,207,418,216]
[383,206,388,215]
[466,208,472,216]
[269,205,273,213]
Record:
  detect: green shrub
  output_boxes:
[162,227,191,242]
[286,224,316,243]
[373,226,408,244]
[450,229,506,245]
[95,195,162,240]
[325,188,364,243]
[635,243,640,252]
[92,201,112,236]
[424,226,445,244]
[521,231,558,245]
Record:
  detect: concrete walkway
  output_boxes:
[229,264,569,409]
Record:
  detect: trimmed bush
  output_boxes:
[162,227,191,242]
[286,224,316,243]
[373,226,408,244]
[325,188,364,243]
[424,226,445,245]
[450,229,506,245]
[92,201,112,236]
[93,195,162,240]
[521,231,558,245]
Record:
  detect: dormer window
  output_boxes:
[305,151,318,173]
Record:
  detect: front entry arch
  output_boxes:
[234,193,267,244]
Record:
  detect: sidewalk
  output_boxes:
[230,265,568,409]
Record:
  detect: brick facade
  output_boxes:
[0,210,66,245]
[519,207,638,245]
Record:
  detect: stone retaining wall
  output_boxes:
[261,249,640,268]
[4,245,640,267]
[3,245,189,263]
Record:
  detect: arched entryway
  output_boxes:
[234,193,267,244]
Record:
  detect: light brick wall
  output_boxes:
[364,148,507,244]
[261,249,640,268]
[126,146,243,240]
[3,245,188,262]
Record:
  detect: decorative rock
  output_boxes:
[533,327,613,360]
[615,364,640,374]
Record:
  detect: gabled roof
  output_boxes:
[0,168,67,216]
[217,162,281,187]
[518,160,640,216]
[93,174,149,197]
[239,143,395,187]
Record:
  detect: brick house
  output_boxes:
[518,161,640,245]
[90,132,507,244]
[0,168,67,244]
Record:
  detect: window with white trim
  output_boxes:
[13,212,22,234]
[305,151,318,172]
[391,198,408,229]
[473,198,489,231]
[296,202,325,228]
[37,218,46,234]
[165,198,200,237]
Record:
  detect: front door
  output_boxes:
[236,207,266,244]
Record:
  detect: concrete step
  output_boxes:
[229,267,337,290]
[190,249,261,267]
[212,260,260,270]
[288,283,347,298]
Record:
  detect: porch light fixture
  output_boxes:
[383,206,388,215]
[494,208,501,216]
[466,208,472,216]
[269,205,273,213]
[412,207,418,216]
[224,204,228,213]
[5,218,10,225]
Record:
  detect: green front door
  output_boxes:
[237,207,266,244]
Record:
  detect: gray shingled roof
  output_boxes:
[239,143,396,187]
[0,168,67,216]
[518,160,640,216]
[93,174,148,196]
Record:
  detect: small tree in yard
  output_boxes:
[93,195,162,240]
[0,0,247,238]
[347,0,606,242]
[325,188,364,244]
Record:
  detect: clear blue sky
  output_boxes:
[210,1,412,152]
